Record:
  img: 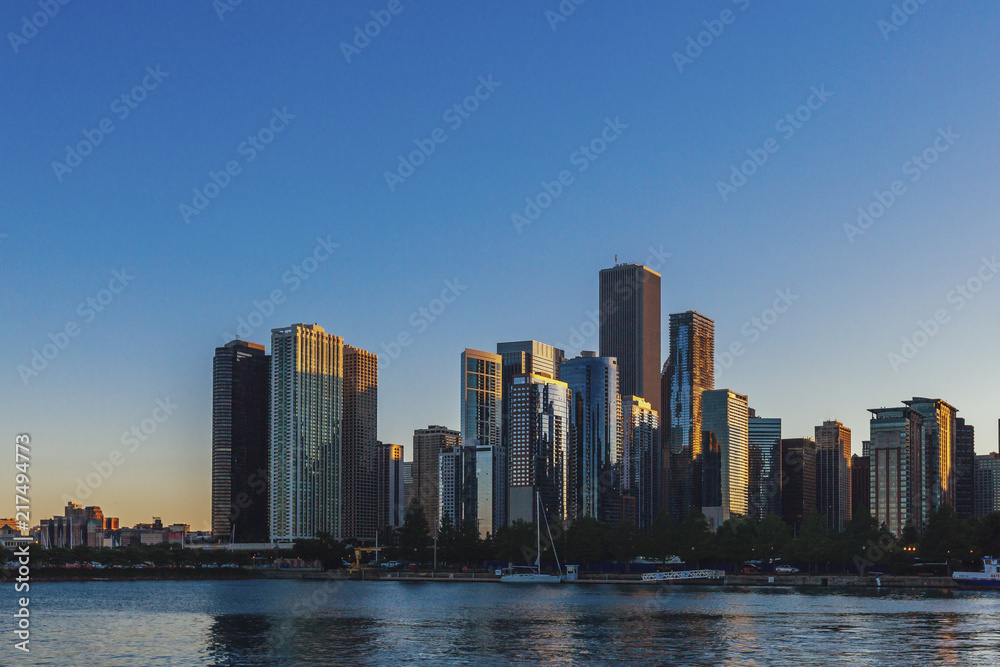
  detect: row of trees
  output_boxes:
[390,501,1000,574]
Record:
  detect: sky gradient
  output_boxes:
[2,1,999,530]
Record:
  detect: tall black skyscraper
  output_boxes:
[212,340,270,543]
[598,263,661,409]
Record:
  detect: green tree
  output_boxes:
[648,510,677,563]
[756,514,792,565]
[920,504,969,570]
[493,519,537,564]
[436,515,459,566]
[785,510,831,572]
[972,513,1000,560]
[398,501,432,564]
[565,516,606,565]
[676,509,714,567]
[610,520,639,571]
[716,517,756,567]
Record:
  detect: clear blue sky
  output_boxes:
[2,1,998,529]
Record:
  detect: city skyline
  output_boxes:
[4,3,1000,531]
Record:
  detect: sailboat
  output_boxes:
[500,492,563,584]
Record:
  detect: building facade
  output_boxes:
[412,425,461,528]
[461,348,504,535]
[748,412,782,521]
[869,406,922,536]
[507,373,572,524]
[212,339,269,543]
[269,324,343,542]
[903,397,957,529]
[955,418,975,519]
[700,389,749,530]
[851,454,871,517]
[562,353,621,523]
[377,442,404,536]
[975,453,1000,518]
[664,311,715,523]
[598,263,661,410]
[621,396,660,529]
[780,438,817,531]
[815,420,852,532]
[343,345,379,542]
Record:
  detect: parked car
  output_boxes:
[774,564,799,574]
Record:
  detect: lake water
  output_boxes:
[15,580,1000,665]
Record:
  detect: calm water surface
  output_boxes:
[15,580,1000,665]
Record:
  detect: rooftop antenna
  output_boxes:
[615,254,618,265]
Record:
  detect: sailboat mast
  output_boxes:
[536,494,541,574]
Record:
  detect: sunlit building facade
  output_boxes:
[343,345,378,542]
[903,397,958,529]
[269,324,343,542]
[621,396,661,529]
[700,389,749,530]
[665,311,715,523]
[815,420,852,532]
[461,348,504,535]
[508,373,572,524]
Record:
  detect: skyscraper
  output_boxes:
[412,425,460,528]
[270,324,343,542]
[700,389,749,530]
[507,373,572,524]
[212,340,269,543]
[815,420,852,532]
[975,453,1000,518]
[621,396,661,529]
[598,263,661,409]
[869,406,922,536]
[376,442,404,536]
[748,411,782,521]
[851,454,870,517]
[903,397,958,528]
[343,345,378,542]
[664,311,715,523]
[780,438,817,531]
[562,353,621,523]
[955,418,975,519]
[461,348,504,535]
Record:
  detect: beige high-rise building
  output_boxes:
[700,389,749,530]
[269,324,343,542]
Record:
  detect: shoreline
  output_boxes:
[9,569,964,589]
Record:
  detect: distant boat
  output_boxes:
[952,557,1000,589]
[501,492,563,584]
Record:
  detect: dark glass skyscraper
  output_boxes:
[212,340,269,543]
[748,411,781,521]
[955,418,975,519]
[598,263,661,409]
[665,311,715,523]
[562,353,621,523]
[780,438,816,531]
